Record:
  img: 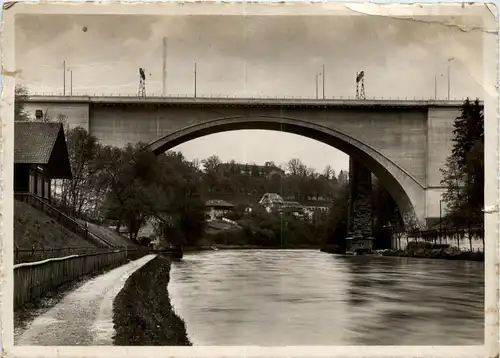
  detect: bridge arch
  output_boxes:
[146,115,426,229]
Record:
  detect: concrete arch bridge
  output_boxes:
[22,95,479,239]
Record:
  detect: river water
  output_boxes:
[168,250,483,346]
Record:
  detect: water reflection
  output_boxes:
[168,250,483,346]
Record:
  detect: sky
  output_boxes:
[15,12,486,173]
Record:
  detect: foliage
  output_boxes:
[440,98,484,229]
[198,156,340,203]
[14,85,31,121]
[47,125,405,249]
[49,126,206,246]
[314,183,349,250]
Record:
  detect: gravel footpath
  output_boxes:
[16,255,156,345]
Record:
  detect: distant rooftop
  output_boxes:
[205,199,234,208]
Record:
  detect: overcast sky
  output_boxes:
[15,13,485,173]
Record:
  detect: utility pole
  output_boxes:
[434,75,437,99]
[70,70,73,96]
[194,62,197,98]
[162,37,167,96]
[315,73,318,99]
[447,65,451,100]
[63,60,66,95]
[447,57,454,100]
[322,64,325,99]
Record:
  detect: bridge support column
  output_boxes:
[346,157,374,252]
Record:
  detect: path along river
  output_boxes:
[168,250,484,346]
[15,255,157,345]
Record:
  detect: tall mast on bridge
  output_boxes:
[356,71,365,99]
[138,68,146,97]
[162,37,167,96]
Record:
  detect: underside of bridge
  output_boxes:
[146,115,424,235]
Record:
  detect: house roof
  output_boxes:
[205,199,234,208]
[14,121,73,179]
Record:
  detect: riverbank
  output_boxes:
[185,244,323,252]
[112,255,191,346]
[378,247,484,261]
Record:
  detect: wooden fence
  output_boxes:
[13,249,144,309]
[14,247,114,264]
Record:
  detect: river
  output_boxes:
[168,250,483,346]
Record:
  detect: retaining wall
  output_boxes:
[14,250,141,309]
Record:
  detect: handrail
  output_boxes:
[14,192,117,248]
[14,249,135,270]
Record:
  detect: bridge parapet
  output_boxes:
[22,95,478,109]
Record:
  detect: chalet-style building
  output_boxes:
[205,199,235,220]
[259,193,285,212]
[14,122,73,202]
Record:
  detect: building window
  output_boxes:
[29,170,35,194]
[44,180,50,200]
[37,176,43,197]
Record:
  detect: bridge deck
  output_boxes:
[23,95,478,108]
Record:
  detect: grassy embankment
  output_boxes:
[14,200,142,331]
[14,200,99,251]
[112,255,191,346]
[15,200,137,256]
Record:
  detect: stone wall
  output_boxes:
[347,158,373,238]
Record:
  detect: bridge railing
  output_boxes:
[24,92,471,102]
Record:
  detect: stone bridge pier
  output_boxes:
[346,157,374,251]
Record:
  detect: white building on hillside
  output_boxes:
[259,193,285,212]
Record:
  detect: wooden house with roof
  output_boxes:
[205,199,235,220]
[14,121,72,202]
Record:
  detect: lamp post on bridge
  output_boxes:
[67,68,73,96]
[315,73,319,99]
[434,73,443,99]
[447,57,455,100]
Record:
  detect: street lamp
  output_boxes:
[315,72,319,99]
[447,57,455,100]
[67,68,73,96]
[434,73,443,99]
